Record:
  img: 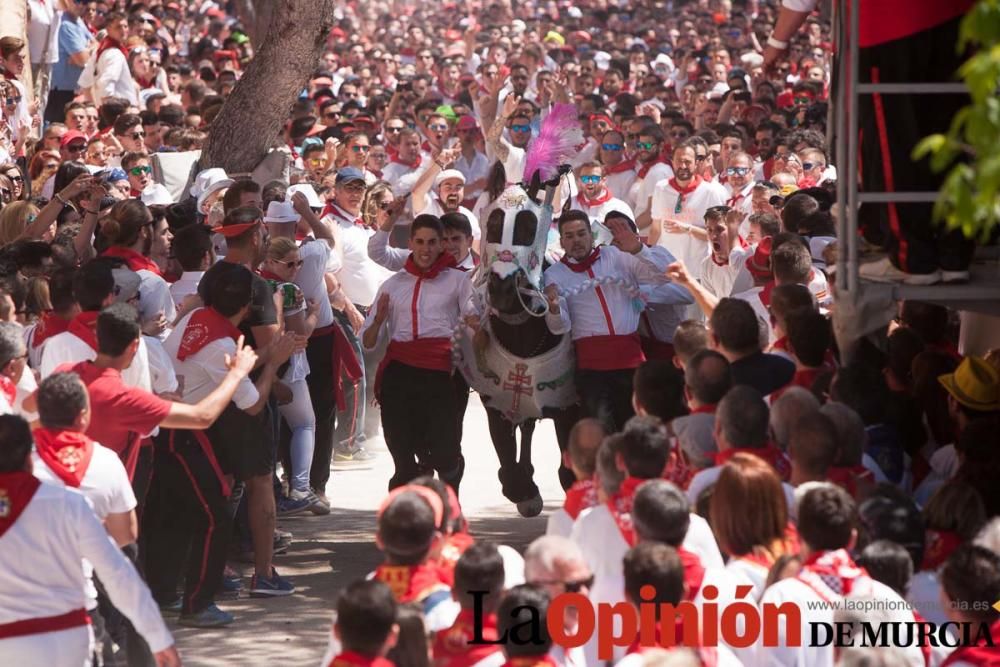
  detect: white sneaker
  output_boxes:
[940,269,970,284]
[859,257,941,285]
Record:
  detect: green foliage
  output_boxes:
[914,0,1000,242]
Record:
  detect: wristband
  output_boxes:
[767,35,789,50]
[53,192,67,206]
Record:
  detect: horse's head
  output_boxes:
[487,270,533,316]
[481,184,551,293]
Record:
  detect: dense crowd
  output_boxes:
[0,0,997,665]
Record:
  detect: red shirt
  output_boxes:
[62,361,172,479]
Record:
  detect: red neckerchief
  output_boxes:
[689,403,716,415]
[760,281,775,307]
[0,471,41,539]
[500,657,558,667]
[32,313,71,349]
[391,154,422,170]
[258,269,285,282]
[177,308,242,361]
[373,561,448,603]
[763,157,775,180]
[0,66,18,82]
[791,367,824,390]
[608,476,647,546]
[679,547,706,601]
[577,189,614,208]
[727,183,752,208]
[433,610,503,667]
[637,158,667,179]
[325,203,365,227]
[436,531,475,587]
[96,37,128,61]
[456,251,479,273]
[921,529,964,572]
[560,247,601,274]
[563,478,598,520]
[771,336,789,351]
[326,651,395,667]
[940,618,1000,667]
[662,437,696,490]
[668,175,702,198]
[715,445,791,481]
[797,548,868,601]
[604,158,636,175]
[826,465,875,499]
[32,428,96,488]
[0,375,15,407]
[287,141,300,160]
[404,252,457,280]
[102,246,162,276]
[68,311,100,351]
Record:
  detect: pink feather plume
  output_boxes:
[522,103,583,184]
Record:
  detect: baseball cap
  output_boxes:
[335,167,366,185]
[456,115,478,131]
[61,130,87,149]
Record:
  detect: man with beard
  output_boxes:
[598,129,637,202]
[629,126,675,236]
[570,162,634,247]
[485,93,534,183]
[381,128,429,198]
[650,143,727,283]
[544,211,675,433]
[723,152,756,237]
[410,150,481,247]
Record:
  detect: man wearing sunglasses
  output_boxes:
[628,125,674,236]
[113,113,146,154]
[122,153,152,198]
[723,152,756,236]
[597,129,637,201]
[797,147,828,188]
[524,536,591,667]
[571,162,634,248]
[485,93,533,184]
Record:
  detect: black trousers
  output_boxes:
[306,329,338,492]
[381,362,464,491]
[453,372,470,446]
[44,89,75,124]
[857,16,975,274]
[143,430,231,615]
[576,368,636,434]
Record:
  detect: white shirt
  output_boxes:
[27,0,61,64]
[367,231,477,275]
[724,181,755,237]
[0,480,173,652]
[651,178,728,281]
[543,245,674,342]
[545,508,574,539]
[454,150,491,202]
[361,265,473,351]
[570,193,634,247]
[94,46,139,106]
[382,157,431,198]
[700,246,753,299]
[143,334,179,395]
[326,205,393,308]
[162,309,258,409]
[296,237,335,329]
[687,464,796,509]
[40,328,153,392]
[418,195,482,242]
[629,162,674,218]
[169,270,204,311]
[732,284,775,345]
[136,269,177,339]
[605,167,638,203]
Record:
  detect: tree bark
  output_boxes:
[201,0,333,175]
[232,0,274,48]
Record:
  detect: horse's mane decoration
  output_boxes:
[522,103,584,185]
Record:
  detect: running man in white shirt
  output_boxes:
[571,162,634,247]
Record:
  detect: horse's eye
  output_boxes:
[486,209,504,244]
[513,211,536,246]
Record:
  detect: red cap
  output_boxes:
[571,30,591,43]
[747,236,774,279]
[60,130,88,149]
[456,115,478,131]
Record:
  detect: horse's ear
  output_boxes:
[526,169,542,201]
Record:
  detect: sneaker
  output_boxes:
[331,446,377,470]
[941,269,970,284]
[218,572,243,600]
[276,494,312,517]
[859,257,941,285]
[250,568,295,597]
[290,489,331,515]
[274,530,293,551]
[158,598,183,616]
[178,603,234,628]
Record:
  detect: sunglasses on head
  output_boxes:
[580,175,601,184]
[130,165,152,176]
[510,124,531,133]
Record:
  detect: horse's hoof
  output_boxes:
[516,494,544,518]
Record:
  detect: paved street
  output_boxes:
[171,393,566,666]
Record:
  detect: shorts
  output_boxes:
[208,402,274,481]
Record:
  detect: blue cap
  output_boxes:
[335,167,366,185]
[104,168,128,182]
[301,136,323,150]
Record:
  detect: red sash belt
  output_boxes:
[574,333,645,371]
[311,323,363,411]
[374,338,452,401]
[0,608,90,639]
[170,430,231,497]
[640,336,675,363]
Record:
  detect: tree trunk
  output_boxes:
[232,0,274,48]
[201,0,333,175]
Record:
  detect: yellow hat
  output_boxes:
[938,356,1000,412]
[544,31,565,46]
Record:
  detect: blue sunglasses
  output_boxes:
[510,124,531,133]
[602,143,623,151]
[580,175,601,184]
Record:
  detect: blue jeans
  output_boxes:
[279,378,315,492]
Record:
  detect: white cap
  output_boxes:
[435,169,466,188]
[263,200,299,223]
[192,167,234,212]
[741,52,765,69]
[567,6,583,19]
[593,52,611,70]
[650,53,675,74]
[511,19,526,33]
[289,183,323,208]
[140,183,173,206]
